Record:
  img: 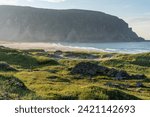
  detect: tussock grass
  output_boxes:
[0,46,150,100]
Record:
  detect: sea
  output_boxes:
[1,42,150,54]
[61,42,150,54]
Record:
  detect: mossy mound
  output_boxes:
[131,54,150,67]
[0,75,36,99]
[0,52,38,68]
[0,62,17,71]
[35,56,59,65]
[79,86,140,100]
[50,86,140,100]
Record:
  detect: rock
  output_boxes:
[136,82,143,87]
[71,62,101,76]
[48,50,63,59]
[132,74,146,79]
[54,50,63,56]
[71,62,131,79]
[8,78,27,90]
[71,62,143,81]
[115,70,130,80]
[106,68,130,80]
[106,68,118,77]
[48,54,63,59]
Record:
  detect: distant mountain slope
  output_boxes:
[0,5,145,42]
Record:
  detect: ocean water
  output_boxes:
[62,42,150,54]
[1,42,150,54]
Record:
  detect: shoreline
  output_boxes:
[0,42,100,52]
[0,42,150,54]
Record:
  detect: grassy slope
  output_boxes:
[0,47,150,100]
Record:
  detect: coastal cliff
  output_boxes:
[0,5,145,42]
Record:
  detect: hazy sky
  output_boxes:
[0,0,149,39]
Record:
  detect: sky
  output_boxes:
[0,0,149,40]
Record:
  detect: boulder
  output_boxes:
[71,62,145,80]
[115,70,130,80]
[71,62,101,76]
[136,82,143,87]
[71,62,131,79]
[54,50,63,56]
[106,68,118,77]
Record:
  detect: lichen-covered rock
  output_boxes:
[115,70,130,80]
[71,62,129,78]
[71,62,146,80]
[71,62,101,76]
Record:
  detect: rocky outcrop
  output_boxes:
[71,62,146,80]
[71,62,104,76]
[0,5,145,42]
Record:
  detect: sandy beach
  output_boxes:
[0,42,101,52]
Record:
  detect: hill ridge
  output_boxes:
[0,5,145,42]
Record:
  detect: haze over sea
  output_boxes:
[1,42,150,54]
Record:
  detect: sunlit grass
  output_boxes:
[0,46,150,100]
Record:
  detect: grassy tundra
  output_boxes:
[0,46,150,100]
